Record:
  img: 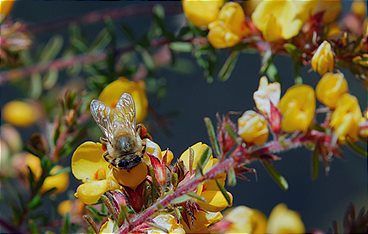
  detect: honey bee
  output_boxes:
[90,93,146,170]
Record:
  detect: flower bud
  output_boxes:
[42,165,70,194]
[208,2,247,48]
[330,94,362,141]
[311,41,334,75]
[0,124,22,153]
[279,85,315,132]
[147,153,167,187]
[238,110,268,145]
[316,72,348,108]
[182,0,224,28]
[2,100,39,127]
[267,203,305,234]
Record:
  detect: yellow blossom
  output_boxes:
[351,0,367,18]
[148,213,185,234]
[2,100,39,127]
[311,41,334,75]
[112,162,148,189]
[100,218,117,234]
[316,72,348,108]
[58,200,73,216]
[251,1,314,41]
[0,0,14,22]
[330,94,362,141]
[42,165,69,194]
[238,111,269,145]
[208,2,247,48]
[182,211,223,233]
[253,76,280,116]
[180,142,232,212]
[72,142,120,204]
[24,154,43,179]
[313,0,341,23]
[267,203,305,234]
[279,85,316,132]
[222,206,267,234]
[182,0,224,28]
[99,78,148,123]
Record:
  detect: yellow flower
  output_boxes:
[2,100,39,127]
[267,203,305,234]
[238,110,269,145]
[221,206,267,234]
[0,0,15,22]
[112,162,148,189]
[182,211,223,233]
[313,0,341,23]
[42,165,69,194]
[72,142,120,204]
[99,78,148,123]
[316,72,348,108]
[351,0,367,18]
[253,76,281,116]
[100,218,117,234]
[330,94,362,141]
[57,199,84,217]
[182,0,224,28]
[311,41,334,75]
[208,2,247,48]
[251,0,315,41]
[148,213,185,234]
[180,142,232,212]
[279,85,316,132]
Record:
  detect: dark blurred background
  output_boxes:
[1,1,367,232]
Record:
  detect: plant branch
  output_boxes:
[118,134,308,233]
[24,4,182,34]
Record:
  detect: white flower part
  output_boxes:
[253,76,281,116]
[147,214,185,234]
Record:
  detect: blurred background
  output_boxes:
[1,1,366,232]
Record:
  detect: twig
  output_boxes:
[24,4,182,34]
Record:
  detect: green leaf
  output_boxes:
[43,69,58,89]
[28,219,40,234]
[171,194,193,204]
[30,74,42,99]
[227,168,237,186]
[215,179,231,205]
[261,160,288,191]
[40,36,63,62]
[197,146,211,173]
[121,24,135,42]
[90,29,111,52]
[218,51,239,81]
[28,194,42,209]
[311,147,320,180]
[140,48,155,71]
[187,192,207,203]
[284,43,300,59]
[204,117,222,158]
[169,42,192,52]
[265,63,281,83]
[61,214,70,234]
[346,140,368,158]
[146,222,169,233]
[224,123,241,145]
[51,167,70,176]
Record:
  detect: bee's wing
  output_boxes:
[90,99,117,141]
[115,93,136,131]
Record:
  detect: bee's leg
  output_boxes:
[136,123,152,140]
[141,138,147,155]
[103,151,113,163]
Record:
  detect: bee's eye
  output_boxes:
[133,157,141,163]
[118,161,128,168]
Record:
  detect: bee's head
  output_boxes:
[116,156,141,170]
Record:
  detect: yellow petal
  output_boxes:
[267,203,305,234]
[182,0,224,28]
[72,141,109,182]
[42,166,69,194]
[197,190,233,212]
[75,179,118,205]
[0,0,15,22]
[161,150,174,165]
[98,78,148,123]
[112,162,148,189]
[100,218,117,234]
[180,142,212,171]
[58,200,72,216]
[223,206,267,234]
[25,154,42,179]
[182,211,222,233]
[316,72,348,108]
